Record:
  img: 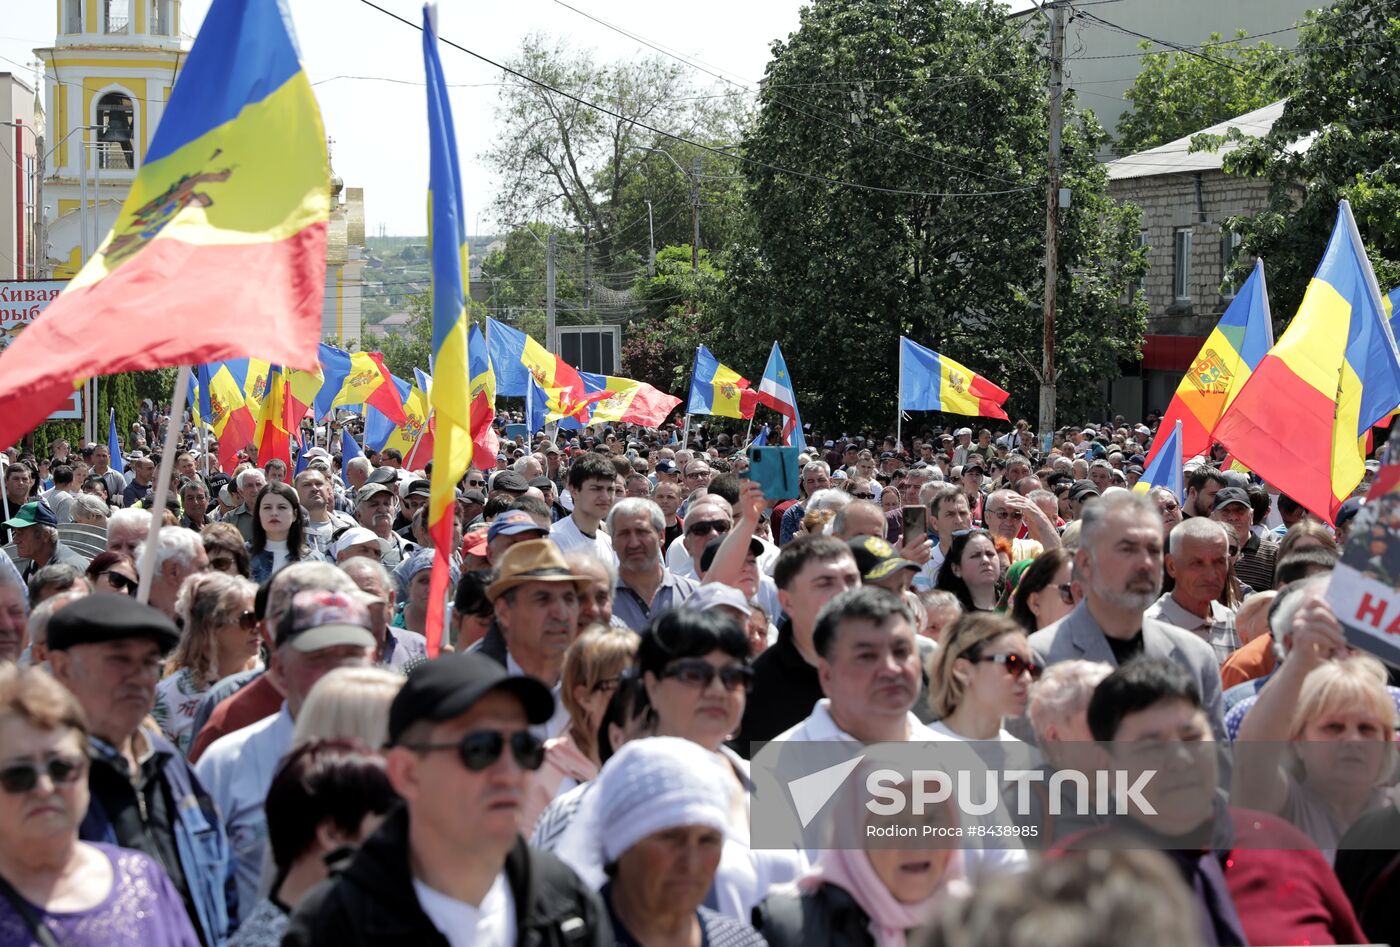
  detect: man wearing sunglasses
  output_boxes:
[666,495,733,580]
[48,595,236,946]
[285,652,611,946]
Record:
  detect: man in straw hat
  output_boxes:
[468,539,593,740]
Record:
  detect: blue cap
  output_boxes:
[486,510,549,543]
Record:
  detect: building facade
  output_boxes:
[1105,101,1286,419]
[0,74,41,279]
[35,0,189,279]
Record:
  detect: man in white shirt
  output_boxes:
[284,652,611,946]
[549,453,616,560]
[196,565,376,913]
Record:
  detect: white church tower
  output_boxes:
[35,0,190,278]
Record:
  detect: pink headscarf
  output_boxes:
[799,847,968,947]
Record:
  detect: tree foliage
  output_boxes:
[726,0,1146,431]
[621,245,727,390]
[483,35,746,277]
[1115,33,1286,155]
[478,223,585,341]
[1215,1,1400,319]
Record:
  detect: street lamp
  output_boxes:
[642,146,702,311]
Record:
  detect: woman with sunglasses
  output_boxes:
[522,624,638,834]
[935,529,1004,613]
[248,481,321,584]
[0,665,199,945]
[1009,549,1075,632]
[202,522,252,578]
[84,549,140,597]
[927,612,1037,742]
[638,607,806,919]
[153,571,261,755]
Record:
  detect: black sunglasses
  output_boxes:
[0,755,85,794]
[851,492,876,500]
[402,729,545,772]
[975,653,1042,680]
[661,659,753,692]
[1057,582,1075,605]
[98,571,138,595]
[687,520,730,538]
[208,556,237,572]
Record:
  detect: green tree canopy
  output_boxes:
[726,0,1145,431]
[622,245,727,392]
[1115,33,1286,155]
[1216,1,1400,319]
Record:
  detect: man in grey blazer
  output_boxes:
[1028,490,1226,742]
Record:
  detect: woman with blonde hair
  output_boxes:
[154,571,260,754]
[290,666,405,750]
[1235,585,1397,860]
[522,624,638,833]
[926,612,1037,742]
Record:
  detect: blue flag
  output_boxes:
[486,317,531,397]
[107,409,125,474]
[752,424,769,447]
[293,431,309,476]
[1133,420,1183,502]
[341,427,364,483]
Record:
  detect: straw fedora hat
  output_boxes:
[486,539,592,602]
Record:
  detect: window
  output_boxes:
[1173,227,1193,303]
[1130,228,1148,301]
[150,0,173,35]
[103,0,129,33]
[64,0,82,33]
[95,92,135,170]
[1220,230,1243,299]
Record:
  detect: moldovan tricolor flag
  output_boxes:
[688,345,757,419]
[0,0,329,450]
[757,342,807,451]
[423,2,474,655]
[1145,260,1274,466]
[898,338,1009,420]
[1214,200,1400,523]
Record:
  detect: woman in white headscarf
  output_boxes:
[558,736,766,946]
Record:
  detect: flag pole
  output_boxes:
[136,365,191,605]
[896,338,904,448]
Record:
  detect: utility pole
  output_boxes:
[582,224,591,316]
[689,156,701,314]
[1038,0,1066,447]
[545,232,557,354]
[645,199,655,277]
[34,132,45,279]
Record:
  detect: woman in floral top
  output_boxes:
[153,571,261,755]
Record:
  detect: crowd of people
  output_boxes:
[0,404,1396,946]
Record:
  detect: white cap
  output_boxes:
[331,526,379,558]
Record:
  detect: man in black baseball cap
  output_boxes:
[285,652,610,946]
[1066,479,1101,521]
[48,595,236,945]
[1211,485,1278,590]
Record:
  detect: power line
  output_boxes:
[353,0,1034,200]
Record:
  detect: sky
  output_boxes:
[2,0,824,235]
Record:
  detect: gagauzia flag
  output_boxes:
[0,0,328,450]
[757,342,807,452]
[1215,200,1400,523]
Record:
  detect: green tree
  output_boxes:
[1115,33,1286,154]
[377,293,489,382]
[726,0,1146,431]
[622,245,727,391]
[478,223,585,340]
[1214,1,1400,320]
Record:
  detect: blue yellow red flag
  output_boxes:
[423,3,474,655]
[1214,200,1400,523]
[687,345,757,419]
[898,337,1009,420]
[468,323,498,458]
[1146,260,1274,466]
[579,372,683,428]
[0,0,328,450]
[193,361,257,471]
[253,365,292,470]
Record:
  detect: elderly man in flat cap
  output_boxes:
[49,594,235,945]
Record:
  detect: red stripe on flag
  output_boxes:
[0,225,327,450]
[1213,354,1343,523]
